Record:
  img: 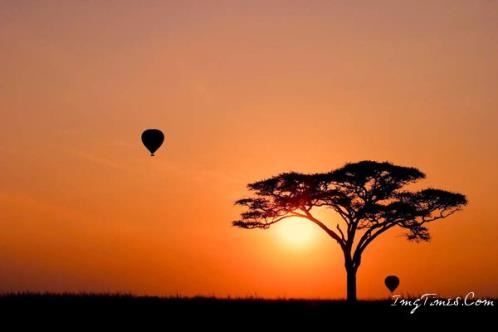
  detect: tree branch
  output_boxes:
[302,210,345,248]
[353,220,398,264]
[233,214,296,229]
[336,224,346,241]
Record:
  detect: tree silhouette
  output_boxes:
[232,161,467,302]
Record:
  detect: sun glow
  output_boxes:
[274,217,318,249]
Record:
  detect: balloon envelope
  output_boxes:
[384,275,400,292]
[141,129,164,156]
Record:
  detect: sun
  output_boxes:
[273,217,318,248]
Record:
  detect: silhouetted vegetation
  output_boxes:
[0,293,494,327]
[233,161,467,301]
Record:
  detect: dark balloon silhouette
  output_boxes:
[384,275,400,293]
[141,129,164,156]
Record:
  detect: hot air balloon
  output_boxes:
[384,275,400,293]
[141,129,164,156]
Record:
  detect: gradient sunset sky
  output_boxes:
[1,1,497,299]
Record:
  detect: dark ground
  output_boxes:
[0,294,495,328]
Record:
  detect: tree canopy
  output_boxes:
[233,160,467,268]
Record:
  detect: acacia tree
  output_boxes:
[232,161,467,302]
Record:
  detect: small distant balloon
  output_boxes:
[384,275,400,293]
[141,129,164,156]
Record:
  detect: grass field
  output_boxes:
[0,293,495,327]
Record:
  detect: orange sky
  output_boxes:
[1,1,497,298]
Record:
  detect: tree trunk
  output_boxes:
[346,266,357,302]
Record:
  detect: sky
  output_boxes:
[1,0,497,299]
